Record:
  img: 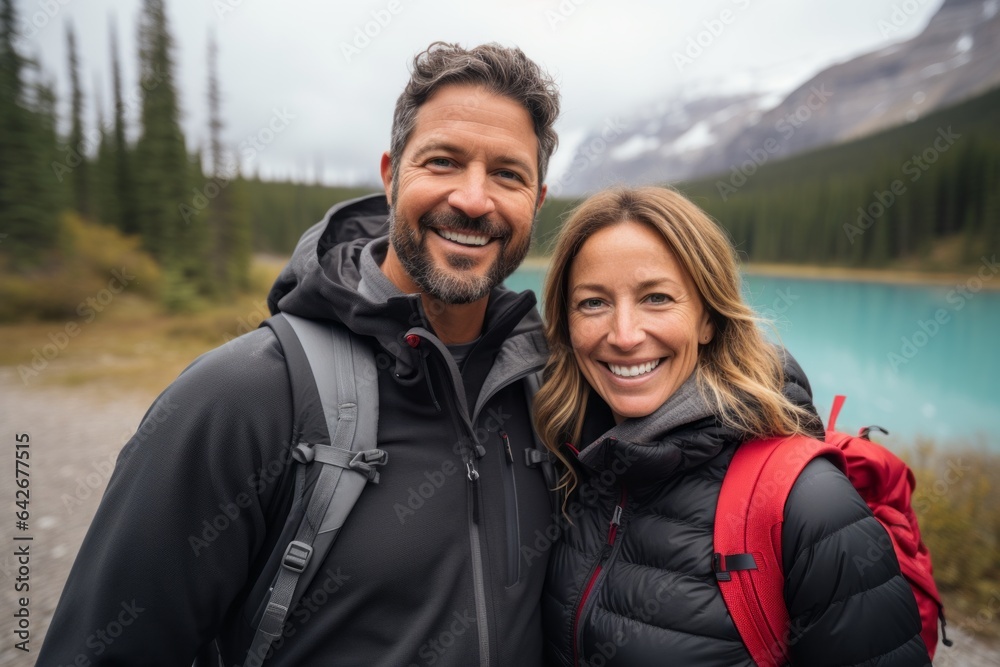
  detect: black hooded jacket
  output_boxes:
[38,195,555,666]
[542,360,931,666]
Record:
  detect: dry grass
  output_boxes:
[0,257,283,397]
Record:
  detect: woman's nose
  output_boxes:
[607,306,645,351]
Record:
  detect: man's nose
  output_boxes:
[447,166,496,219]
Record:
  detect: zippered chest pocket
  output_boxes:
[498,430,522,587]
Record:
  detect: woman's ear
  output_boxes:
[699,311,715,345]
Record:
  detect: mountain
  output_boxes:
[559,0,1000,195]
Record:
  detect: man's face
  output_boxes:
[380,84,546,305]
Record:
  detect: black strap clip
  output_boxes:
[713,552,758,582]
[524,449,552,468]
[282,540,313,573]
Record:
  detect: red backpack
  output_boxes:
[713,395,950,666]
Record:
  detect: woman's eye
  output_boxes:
[580,298,604,309]
[647,293,671,304]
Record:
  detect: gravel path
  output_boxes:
[0,370,153,667]
[0,370,996,666]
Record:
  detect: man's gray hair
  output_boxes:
[389,41,560,193]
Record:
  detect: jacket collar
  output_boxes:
[576,375,736,485]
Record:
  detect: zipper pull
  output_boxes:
[467,460,480,523]
[467,445,485,523]
[608,505,623,543]
[607,489,626,545]
[466,444,485,482]
[500,431,513,464]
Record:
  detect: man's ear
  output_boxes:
[536,183,547,210]
[380,152,393,206]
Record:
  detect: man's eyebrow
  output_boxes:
[410,141,466,161]
[410,141,536,179]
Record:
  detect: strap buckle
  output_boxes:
[282,540,313,573]
[524,449,551,468]
[349,449,389,483]
[713,552,759,582]
[292,442,315,464]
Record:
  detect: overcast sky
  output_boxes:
[18,0,943,186]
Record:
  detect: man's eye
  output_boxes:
[427,158,453,168]
[496,169,523,182]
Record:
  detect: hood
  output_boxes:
[267,194,544,380]
[576,348,823,485]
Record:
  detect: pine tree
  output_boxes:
[109,17,139,235]
[0,0,60,266]
[66,22,91,218]
[95,84,118,229]
[205,31,250,293]
[135,0,210,304]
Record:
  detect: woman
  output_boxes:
[536,187,930,666]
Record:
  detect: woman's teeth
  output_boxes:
[607,359,660,377]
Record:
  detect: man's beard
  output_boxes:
[389,207,532,305]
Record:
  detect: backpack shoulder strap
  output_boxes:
[522,370,560,512]
[245,313,384,665]
[713,435,845,667]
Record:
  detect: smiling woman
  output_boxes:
[567,221,714,422]
[535,186,932,666]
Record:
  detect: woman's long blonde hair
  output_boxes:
[533,187,816,499]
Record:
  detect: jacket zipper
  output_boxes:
[573,485,627,667]
[498,431,521,587]
[456,412,490,667]
[419,331,543,667]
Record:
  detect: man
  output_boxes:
[38,42,560,666]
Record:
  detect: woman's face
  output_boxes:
[567,221,714,423]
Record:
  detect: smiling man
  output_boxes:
[39,42,560,667]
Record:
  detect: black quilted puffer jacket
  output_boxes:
[542,363,930,666]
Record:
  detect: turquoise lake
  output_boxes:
[505,266,1000,450]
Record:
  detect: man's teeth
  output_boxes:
[608,360,660,377]
[438,229,490,247]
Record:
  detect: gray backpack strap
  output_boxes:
[522,370,560,512]
[245,313,383,665]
